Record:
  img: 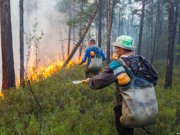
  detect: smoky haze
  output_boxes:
[0,0,73,89]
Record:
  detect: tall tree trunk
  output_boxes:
[106,0,111,64]
[118,8,121,36]
[79,2,84,58]
[176,11,180,65]
[150,0,159,63]
[173,0,179,64]
[173,0,179,42]
[98,0,102,48]
[110,0,118,57]
[1,0,15,90]
[137,0,146,55]
[121,18,124,35]
[59,25,65,60]
[19,0,25,86]
[79,27,83,58]
[149,0,154,63]
[154,0,161,61]
[110,0,117,30]
[63,5,99,68]
[147,12,152,61]
[164,0,175,88]
[67,2,72,56]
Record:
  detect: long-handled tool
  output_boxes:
[72,80,84,84]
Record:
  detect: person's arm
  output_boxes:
[83,60,125,90]
[84,68,116,90]
[100,49,106,61]
[80,48,89,64]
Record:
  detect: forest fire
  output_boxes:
[0,92,3,98]
[16,56,82,87]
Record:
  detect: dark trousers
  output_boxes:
[85,67,99,78]
[114,105,134,135]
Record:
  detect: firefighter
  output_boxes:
[82,35,135,135]
[79,39,106,78]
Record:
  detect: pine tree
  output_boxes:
[1,0,15,90]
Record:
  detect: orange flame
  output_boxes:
[0,92,4,98]
[16,55,83,87]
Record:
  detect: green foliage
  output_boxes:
[25,20,44,68]
[0,64,180,135]
[56,0,90,13]
[67,4,96,27]
[56,0,96,28]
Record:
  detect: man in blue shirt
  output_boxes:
[79,39,106,78]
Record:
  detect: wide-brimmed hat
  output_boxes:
[112,35,135,50]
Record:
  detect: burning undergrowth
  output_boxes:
[16,56,83,87]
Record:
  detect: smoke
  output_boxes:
[0,0,71,89]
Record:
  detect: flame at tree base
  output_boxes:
[16,56,83,87]
[0,92,3,97]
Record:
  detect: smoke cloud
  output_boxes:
[0,0,71,89]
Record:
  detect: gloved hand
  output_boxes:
[82,78,90,84]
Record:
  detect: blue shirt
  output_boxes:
[81,46,106,66]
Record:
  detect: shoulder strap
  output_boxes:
[94,47,102,58]
[119,58,134,78]
[119,58,127,67]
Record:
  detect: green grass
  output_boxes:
[0,64,179,135]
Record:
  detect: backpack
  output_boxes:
[117,56,158,128]
[122,55,158,86]
[88,48,103,71]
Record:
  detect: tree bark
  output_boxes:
[67,2,72,56]
[63,5,99,68]
[150,0,159,63]
[1,0,15,90]
[79,26,83,58]
[147,9,152,61]
[19,0,25,86]
[176,9,180,65]
[106,0,111,64]
[110,0,118,58]
[173,0,179,41]
[59,25,65,60]
[137,0,146,55]
[98,0,102,48]
[110,0,118,31]
[154,0,161,61]
[164,0,175,88]
[118,8,121,36]
[173,0,179,65]
[79,1,84,58]
[176,31,180,64]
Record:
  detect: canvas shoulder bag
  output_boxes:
[118,58,158,128]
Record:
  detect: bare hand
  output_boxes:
[82,78,90,84]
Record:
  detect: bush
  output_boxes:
[0,64,179,135]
